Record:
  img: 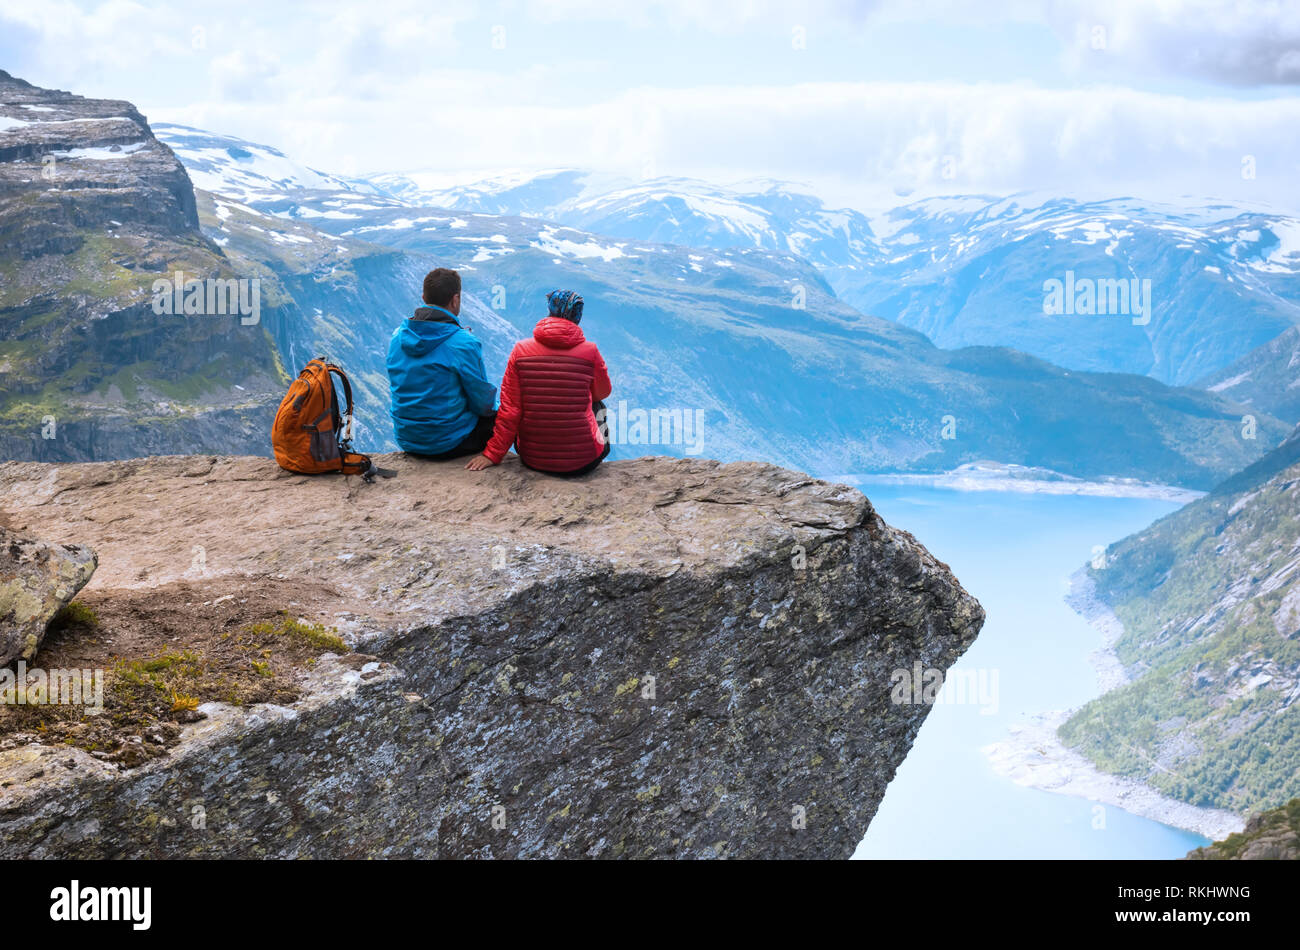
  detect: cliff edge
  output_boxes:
[0,454,983,858]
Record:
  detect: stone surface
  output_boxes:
[0,453,983,858]
[0,526,96,666]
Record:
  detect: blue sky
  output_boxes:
[2,0,1298,209]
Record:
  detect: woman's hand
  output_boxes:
[464,454,494,471]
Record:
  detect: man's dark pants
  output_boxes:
[408,411,497,461]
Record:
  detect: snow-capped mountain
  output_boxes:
[140,123,1288,487]
[561,178,881,270]
[360,167,1300,386]
[827,193,1300,386]
[367,168,599,218]
[155,123,383,203]
[366,168,881,270]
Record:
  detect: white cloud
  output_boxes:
[150,79,1300,211]
[525,0,880,31]
[1049,0,1300,86]
[2,0,1298,210]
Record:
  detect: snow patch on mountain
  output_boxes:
[155,123,377,203]
[531,227,626,262]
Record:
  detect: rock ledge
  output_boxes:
[0,454,983,859]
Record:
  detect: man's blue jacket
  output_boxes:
[386,304,498,455]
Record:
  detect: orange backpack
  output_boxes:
[272,358,379,479]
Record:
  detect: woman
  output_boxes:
[466,290,612,476]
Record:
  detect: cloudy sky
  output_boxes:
[2,0,1298,210]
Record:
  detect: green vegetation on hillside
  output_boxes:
[1060,432,1300,814]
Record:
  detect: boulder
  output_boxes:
[0,525,96,666]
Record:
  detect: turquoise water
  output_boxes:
[842,483,1210,860]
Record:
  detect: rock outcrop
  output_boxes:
[0,70,285,463]
[0,527,97,666]
[0,70,198,245]
[1188,799,1300,860]
[0,454,982,859]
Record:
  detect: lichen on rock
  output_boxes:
[0,525,97,666]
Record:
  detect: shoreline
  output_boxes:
[844,467,1204,503]
[981,569,1246,842]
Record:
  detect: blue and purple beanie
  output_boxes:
[547,289,584,324]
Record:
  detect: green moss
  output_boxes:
[48,601,100,632]
[246,612,347,653]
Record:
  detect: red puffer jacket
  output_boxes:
[483,317,612,472]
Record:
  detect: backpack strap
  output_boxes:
[326,363,393,482]
[327,364,354,416]
[327,364,356,443]
[360,462,398,483]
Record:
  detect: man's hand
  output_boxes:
[464,454,494,471]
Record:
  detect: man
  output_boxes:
[466,290,611,476]
[386,268,498,459]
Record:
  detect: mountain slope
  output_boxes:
[153,124,378,202]
[829,194,1300,386]
[1060,427,1300,814]
[1198,325,1300,425]
[0,71,287,462]
[368,167,597,218]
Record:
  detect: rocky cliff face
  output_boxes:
[0,70,285,463]
[0,70,197,243]
[0,455,982,858]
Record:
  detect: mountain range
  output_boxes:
[146,121,1289,486]
[354,167,1300,388]
[0,76,1292,490]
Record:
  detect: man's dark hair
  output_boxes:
[422,268,461,307]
